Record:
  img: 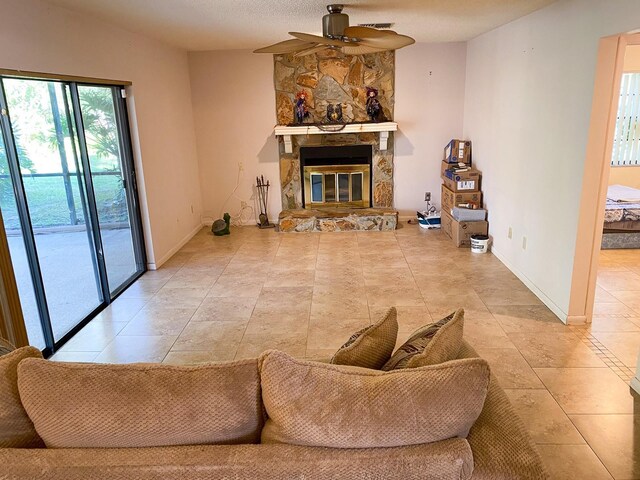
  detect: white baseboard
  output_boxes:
[566,315,588,325]
[490,246,569,324]
[147,222,203,271]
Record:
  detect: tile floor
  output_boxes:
[51,225,640,479]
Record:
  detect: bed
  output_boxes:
[602,184,640,249]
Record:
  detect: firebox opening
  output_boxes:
[300,145,373,209]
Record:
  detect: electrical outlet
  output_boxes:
[522,236,527,250]
[508,227,512,239]
[424,192,431,202]
[238,161,244,171]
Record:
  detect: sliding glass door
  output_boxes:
[0,76,145,355]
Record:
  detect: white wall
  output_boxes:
[395,43,467,217]
[188,43,467,222]
[463,0,640,320]
[0,0,203,267]
[188,50,279,225]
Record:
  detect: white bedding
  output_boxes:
[607,184,640,203]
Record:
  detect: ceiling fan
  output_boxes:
[253,4,415,56]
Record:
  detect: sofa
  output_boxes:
[0,311,548,480]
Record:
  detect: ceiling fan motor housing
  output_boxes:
[323,4,349,38]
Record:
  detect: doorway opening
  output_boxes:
[0,75,146,356]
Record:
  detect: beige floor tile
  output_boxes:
[569,414,640,480]
[476,348,544,389]
[314,269,365,288]
[235,332,307,360]
[535,367,637,414]
[311,285,370,318]
[507,331,605,367]
[463,323,516,350]
[163,349,237,365]
[583,316,640,332]
[207,275,264,298]
[61,321,128,352]
[591,331,640,368]
[365,283,425,307]
[253,286,312,318]
[424,292,487,316]
[490,305,567,333]
[50,351,99,362]
[307,317,369,351]
[94,335,177,363]
[594,285,620,303]
[193,297,257,322]
[118,306,196,336]
[597,271,640,291]
[147,287,209,309]
[474,281,542,306]
[92,298,147,323]
[594,301,640,316]
[504,389,585,444]
[244,311,309,336]
[172,321,247,351]
[362,266,414,286]
[264,269,316,287]
[537,445,613,479]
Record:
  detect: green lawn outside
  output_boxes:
[0,174,128,230]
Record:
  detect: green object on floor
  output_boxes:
[212,213,231,236]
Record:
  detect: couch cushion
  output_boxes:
[0,346,43,448]
[331,307,398,369]
[383,308,464,370]
[456,341,549,479]
[0,439,474,480]
[18,358,264,448]
[260,350,490,449]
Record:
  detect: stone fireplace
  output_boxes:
[272,49,398,231]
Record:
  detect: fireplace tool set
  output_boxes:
[256,176,274,229]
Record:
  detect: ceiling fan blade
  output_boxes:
[343,26,398,40]
[253,38,317,54]
[294,45,331,57]
[358,33,415,50]
[289,32,353,47]
[341,44,388,55]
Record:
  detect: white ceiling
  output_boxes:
[43,0,557,51]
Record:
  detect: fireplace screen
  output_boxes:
[300,145,373,209]
[304,165,370,208]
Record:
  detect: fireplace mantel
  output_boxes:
[274,122,398,154]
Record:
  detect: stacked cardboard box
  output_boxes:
[440,140,489,247]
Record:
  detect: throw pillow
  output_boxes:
[0,345,43,448]
[259,349,490,449]
[330,307,398,369]
[18,358,264,448]
[382,308,464,371]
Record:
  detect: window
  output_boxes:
[612,73,640,166]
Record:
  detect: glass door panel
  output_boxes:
[77,85,140,293]
[3,78,103,342]
[0,130,45,349]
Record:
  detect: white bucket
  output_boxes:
[470,234,490,254]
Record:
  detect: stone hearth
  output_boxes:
[278,208,398,232]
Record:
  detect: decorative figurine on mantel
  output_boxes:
[326,103,343,123]
[294,90,310,124]
[366,87,383,122]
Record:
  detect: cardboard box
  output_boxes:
[444,139,472,165]
[441,210,489,248]
[441,164,481,192]
[441,185,482,214]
